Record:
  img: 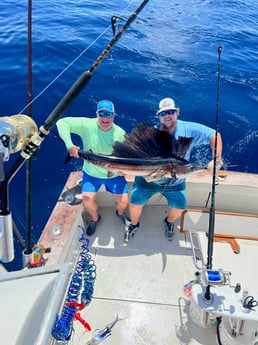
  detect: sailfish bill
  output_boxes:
[78,123,206,179]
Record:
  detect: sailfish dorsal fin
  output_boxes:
[112,123,192,159]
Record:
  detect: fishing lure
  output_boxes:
[86,314,123,345]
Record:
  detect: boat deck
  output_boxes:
[40,170,258,345]
[67,205,258,345]
[72,205,217,345]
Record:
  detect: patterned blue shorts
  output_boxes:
[130,176,186,209]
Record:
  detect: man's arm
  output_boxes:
[207,132,223,170]
[210,132,223,160]
[56,118,75,149]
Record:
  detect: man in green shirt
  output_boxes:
[56,100,129,235]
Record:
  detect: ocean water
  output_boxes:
[0,0,257,270]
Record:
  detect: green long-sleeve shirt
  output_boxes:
[56,117,125,178]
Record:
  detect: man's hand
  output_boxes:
[68,146,80,158]
[207,159,223,171]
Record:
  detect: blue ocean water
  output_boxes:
[1,0,257,270]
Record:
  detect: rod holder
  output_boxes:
[0,213,14,262]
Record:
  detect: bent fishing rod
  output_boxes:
[204,46,223,301]
[0,0,149,253]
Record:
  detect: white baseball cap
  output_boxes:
[157,98,177,114]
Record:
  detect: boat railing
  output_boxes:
[180,208,258,269]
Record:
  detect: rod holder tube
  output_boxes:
[0,213,14,262]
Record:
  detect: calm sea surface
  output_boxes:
[1,0,257,269]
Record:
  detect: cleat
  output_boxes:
[164,217,175,241]
[124,223,139,243]
[86,215,101,236]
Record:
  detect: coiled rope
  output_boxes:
[51,225,96,341]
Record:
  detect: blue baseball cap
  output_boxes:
[97,100,115,113]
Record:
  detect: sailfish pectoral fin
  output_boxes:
[144,169,167,182]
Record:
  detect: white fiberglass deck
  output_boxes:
[40,170,258,345]
[72,206,217,345]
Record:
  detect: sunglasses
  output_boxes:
[159,109,176,117]
[98,111,114,118]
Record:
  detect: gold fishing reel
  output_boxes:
[0,114,38,161]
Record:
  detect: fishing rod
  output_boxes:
[0,0,149,261]
[204,46,223,301]
[24,0,33,256]
[43,0,149,131]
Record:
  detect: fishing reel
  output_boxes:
[0,114,38,162]
[189,268,231,328]
[201,268,231,287]
[189,269,258,345]
[0,115,38,263]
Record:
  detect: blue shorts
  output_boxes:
[130,176,186,209]
[82,171,128,194]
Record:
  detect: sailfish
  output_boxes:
[78,123,206,180]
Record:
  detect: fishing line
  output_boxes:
[19,3,133,114]
[156,177,173,204]
[19,26,110,114]
[0,0,150,257]
[204,46,222,301]
[42,0,150,132]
